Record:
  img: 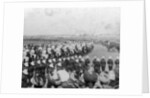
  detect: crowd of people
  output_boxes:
[22,41,119,89]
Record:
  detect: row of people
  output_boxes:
[23,41,94,62]
[22,54,119,88]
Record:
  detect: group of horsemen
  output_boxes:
[22,41,119,88]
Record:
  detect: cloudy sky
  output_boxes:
[24,8,120,36]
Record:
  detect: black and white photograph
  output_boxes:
[22,7,120,89]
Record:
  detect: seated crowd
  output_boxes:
[22,41,119,89]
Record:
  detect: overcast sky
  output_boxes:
[24,8,120,36]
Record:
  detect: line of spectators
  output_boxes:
[22,41,119,89]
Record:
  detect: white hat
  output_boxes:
[37,60,41,64]
[71,56,74,59]
[57,63,62,67]
[75,59,79,63]
[85,55,90,59]
[96,58,100,62]
[116,56,119,60]
[75,55,78,58]
[78,55,82,59]
[30,61,35,66]
[42,59,46,64]
[63,58,66,61]
[49,64,54,68]
[81,58,85,62]
[67,57,70,60]
[24,62,29,67]
[101,56,105,59]
[58,58,62,62]
[22,69,28,75]
[48,59,52,63]
[45,54,48,59]
[52,58,56,62]
[25,57,29,62]
[108,56,112,59]
[94,56,97,59]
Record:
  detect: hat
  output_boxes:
[24,62,29,67]
[52,58,56,62]
[85,55,90,59]
[25,57,29,62]
[96,58,100,62]
[45,54,48,59]
[67,57,70,61]
[71,56,74,60]
[78,55,82,59]
[57,63,62,67]
[101,56,105,59]
[94,56,97,59]
[115,57,119,65]
[58,58,62,62]
[30,61,35,66]
[49,64,54,68]
[37,60,41,64]
[75,59,79,63]
[48,59,52,63]
[100,58,106,65]
[107,56,113,65]
[75,55,78,58]
[62,58,66,61]
[22,69,28,75]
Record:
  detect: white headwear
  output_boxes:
[75,55,77,58]
[108,56,112,59]
[63,58,66,61]
[85,55,90,59]
[37,60,41,64]
[30,61,35,66]
[101,56,105,59]
[25,57,29,62]
[57,63,62,67]
[45,54,48,59]
[67,57,70,60]
[42,59,46,64]
[75,59,79,63]
[81,58,85,62]
[23,69,28,75]
[52,58,56,62]
[96,58,100,62]
[71,56,74,59]
[78,55,82,59]
[49,64,54,68]
[48,59,52,63]
[116,56,119,60]
[24,62,29,67]
[58,58,62,62]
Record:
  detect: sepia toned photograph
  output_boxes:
[22,8,120,89]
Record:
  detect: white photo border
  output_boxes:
[1,0,143,95]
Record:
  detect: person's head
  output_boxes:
[30,61,35,66]
[107,57,113,70]
[52,58,56,63]
[37,60,41,65]
[48,59,52,64]
[85,56,90,65]
[115,58,119,67]
[22,68,28,75]
[24,62,29,67]
[58,58,62,62]
[42,59,46,64]
[100,58,106,71]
